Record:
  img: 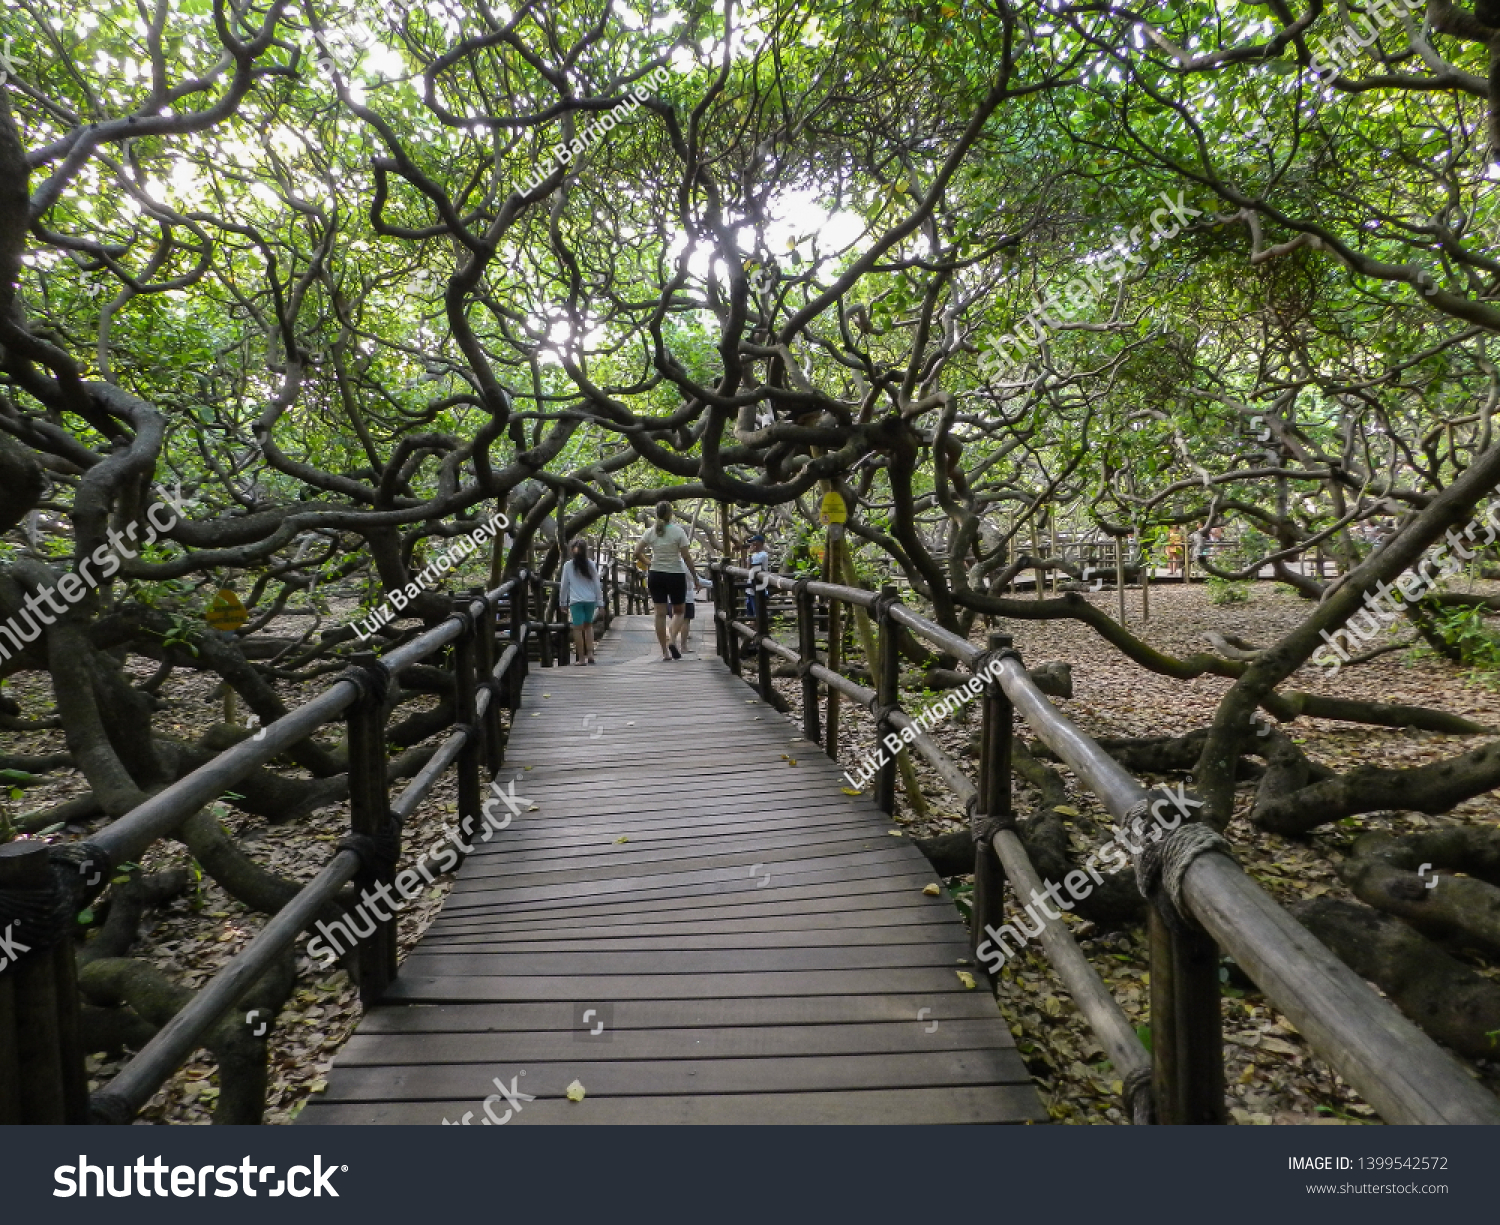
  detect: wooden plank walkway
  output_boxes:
[300,613,1046,1124]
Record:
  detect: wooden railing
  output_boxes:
[710,562,1500,1126]
[0,567,614,1124]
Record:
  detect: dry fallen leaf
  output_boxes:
[1054,805,1081,817]
[922,883,941,897]
[615,836,629,844]
[565,1079,586,1102]
[841,787,862,796]
[956,971,976,989]
[888,830,903,837]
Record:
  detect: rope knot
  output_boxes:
[1127,793,1230,930]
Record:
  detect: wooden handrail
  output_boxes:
[709,558,1500,1125]
[2,573,536,1124]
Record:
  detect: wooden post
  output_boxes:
[1116,535,1127,624]
[0,842,86,1123]
[1149,905,1227,1124]
[453,599,483,850]
[874,584,900,814]
[509,571,527,712]
[345,651,396,1004]
[755,575,774,703]
[796,582,821,745]
[535,573,554,668]
[972,634,1013,963]
[475,591,504,774]
[725,560,742,677]
[1032,518,1044,599]
[1141,526,1151,623]
[824,532,842,760]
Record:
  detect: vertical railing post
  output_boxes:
[755,576,774,702]
[346,650,397,1004]
[725,562,742,677]
[873,585,900,813]
[474,590,504,775]
[612,557,622,616]
[452,599,484,849]
[710,561,727,663]
[535,574,554,667]
[824,587,842,761]
[972,632,1014,964]
[0,842,87,1123]
[1149,873,1226,1124]
[509,571,527,713]
[796,580,820,745]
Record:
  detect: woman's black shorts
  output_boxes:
[647,570,687,606]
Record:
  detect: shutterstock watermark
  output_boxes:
[306,779,530,967]
[977,191,1202,382]
[1311,504,1500,677]
[0,485,193,665]
[54,1156,343,1197]
[519,67,670,197]
[974,783,1203,975]
[1308,0,1422,82]
[442,1070,536,1125]
[352,512,508,641]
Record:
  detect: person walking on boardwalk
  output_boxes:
[559,539,603,665]
[634,501,698,661]
[672,569,703,656]
[744,532,769,616]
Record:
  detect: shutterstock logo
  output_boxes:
[54,1155,345,1197]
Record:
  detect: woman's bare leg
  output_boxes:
[583,624,596,661]
[653,602,670,656]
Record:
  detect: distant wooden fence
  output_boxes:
[710,562,1500,1125]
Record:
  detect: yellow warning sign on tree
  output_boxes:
[819,491,847,525]
[206,589,247,631]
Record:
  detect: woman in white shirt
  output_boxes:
[559,540,604,664]
[633,501,698,661]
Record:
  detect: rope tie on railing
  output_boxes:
[871,589,902,621]
[971,812,1017,842]
[970,645,1022,686]
[869,702,900,731]
[339,658,391,706]
[1123,1065,1154,1124]
[448,605,477,637]
[450,721,479,744]
[477,678,505,705]
[337,814,402,883]
[1129,799,1231,931]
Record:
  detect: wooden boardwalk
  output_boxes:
[301,614,1045,1124]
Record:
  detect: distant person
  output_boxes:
[672,571,703,655]
[634,502,698,661]
[745,533,770,616]
[559,539,602,665]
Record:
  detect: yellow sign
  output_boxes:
[206,589,247,631]
[820,491,848,525]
